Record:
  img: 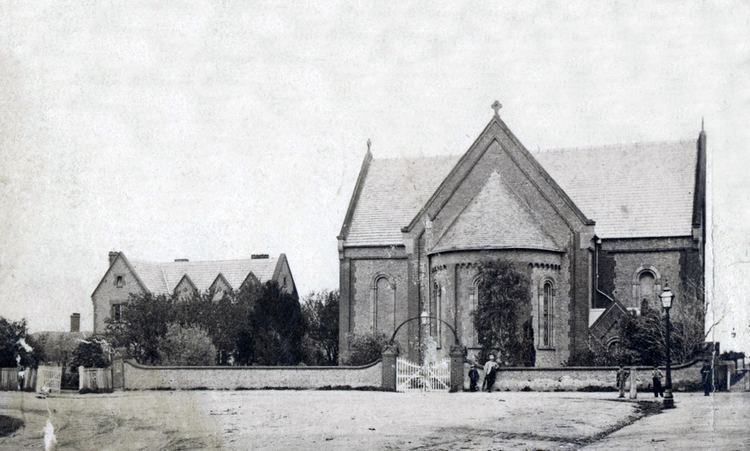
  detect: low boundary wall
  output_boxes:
[121,359,383,390]
[466,360,705,391]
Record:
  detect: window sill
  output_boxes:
[537,347,556,351]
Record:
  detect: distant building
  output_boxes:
[337,104,706,365]
[91,252,297,333]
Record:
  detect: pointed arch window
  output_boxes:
[539,280,554,349]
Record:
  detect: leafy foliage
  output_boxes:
[104,280,305,366]
[70,339,109,370]
[104,293,174,364]
[473,260,535,366]
[344,332,388,366]
[242,282,305,366]
[568,298,708,366]
[301,290,339,365]
[0,317,43,368]
[157,324,217,366]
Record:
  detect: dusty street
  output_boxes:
[0,390,746,450]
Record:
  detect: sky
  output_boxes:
[0,1,749,351]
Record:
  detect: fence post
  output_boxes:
[449,345,465,393]
[629,366,637,399]
[382,345,398,391]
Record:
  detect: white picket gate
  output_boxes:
[396,357,451,392]
[36,365,62,394]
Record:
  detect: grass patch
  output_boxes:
[0,415,23,437]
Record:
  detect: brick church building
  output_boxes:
[337,103,706,366]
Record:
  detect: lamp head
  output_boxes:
[660,284,674,309]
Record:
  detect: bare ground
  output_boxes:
[0,390,673,450]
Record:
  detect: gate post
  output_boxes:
[449,345,465,393]
[382,345,399,391]
[112,356,125,390]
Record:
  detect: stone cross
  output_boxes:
[491,100,502,116]
[367,138,371,152]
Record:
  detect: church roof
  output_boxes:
[345,155,457,246]
[534,140,697,238]
[433,171,561,252]
[343,140,698,246]
[128,256,280,295]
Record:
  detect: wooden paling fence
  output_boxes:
[79,367,112,392]
[0,368,18,390]
[0,367,36,391]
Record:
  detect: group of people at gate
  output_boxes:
[468,355,715,395]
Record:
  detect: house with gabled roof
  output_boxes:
[91,252,297,333]
[337,102,706,365]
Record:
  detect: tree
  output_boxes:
[344,332,388,366]
[473,259,535,366]
[301,290,339,365]
[69,339,109,370]
[157,324,217,366]
[0,317,42,368]
[239,281,306,365]
[104,293,174,364]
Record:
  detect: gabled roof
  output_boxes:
[341,137,699,246]
[433,171,560,253]
[127,256,281,295]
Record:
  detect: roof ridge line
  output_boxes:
[536,139,695,153]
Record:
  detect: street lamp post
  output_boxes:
[660,284,675,409]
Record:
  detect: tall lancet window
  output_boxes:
[372,275,395,333]
[468,276,480,347]
[540,280,554,348]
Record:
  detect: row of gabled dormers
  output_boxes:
[91,251,297,332]
[94,251,296,299]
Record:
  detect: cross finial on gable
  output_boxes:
[367,138,372,152]
[491,100,502,117]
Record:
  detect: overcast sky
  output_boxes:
[1,1,748,350]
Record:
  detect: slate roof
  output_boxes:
[433,171,560,252]
[534,140,697,238]
[343,140,698,245]
[128,256,279,295]
[345,155,457,246]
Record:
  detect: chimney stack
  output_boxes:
[70,313,80,332]
[251,254,269,259]
[108,251,119,266]
[174,258,189,262]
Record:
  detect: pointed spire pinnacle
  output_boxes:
[366,138,372,153]
[491,100,502,117]
[701,117,705,132]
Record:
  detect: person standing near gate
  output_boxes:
[700,359,713,396]
[483,354,499,392]
[469,363,480,392]
[616,365,629,398]
[651,365,664,398]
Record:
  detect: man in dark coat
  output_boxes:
[700,360,713,396]
[468,364,480,392]
[483,354,499,392]
[651,366,664,398]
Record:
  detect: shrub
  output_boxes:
[157,324,217,366]
[344,332,388,366]
[69,339,109,370]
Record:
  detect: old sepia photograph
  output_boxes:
[1,2,748,450]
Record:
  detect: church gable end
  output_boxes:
[405,113,594,249]
[433,171,561,253]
